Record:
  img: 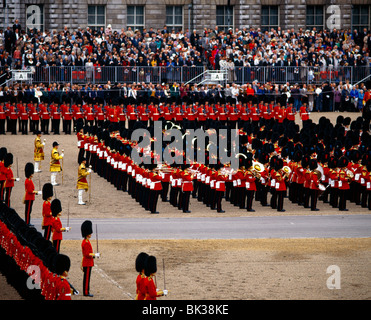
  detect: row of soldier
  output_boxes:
[75,111,371,214]
[0,97,310,135]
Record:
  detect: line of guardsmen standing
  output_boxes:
[75,109,371,214]
[0,96,310,135]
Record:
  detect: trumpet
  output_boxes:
[282,166,291,175]
[252,161,265,173]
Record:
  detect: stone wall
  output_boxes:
[0,0,368,33]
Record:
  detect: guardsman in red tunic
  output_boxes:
[249,103,259,128]
[18,103,29,134]
[274,159,287,212]
[308,159,320,211]
[50,103,61,134]
[24,163,40,226]
[286,100,296,122]
[8,103,18,134]
[39,103,50,134]
[215,170,226,212]
[54,254,73,300]
[61,103,72,134]
[181,169,193,213]
[42,183,54,240]
[4,153,19,207]
[135,252,149,300]
[95,104,105,127]
[51,199,70,253]
[338,156,351,211]
[245,159,257,212]
[85,104,95,126]
[81,220,99,297]
[299,103,310,125]
[144,256,168,300]
[149,170,163,214]
[0,103,6,134]
[127,104,137,130]
[277,104,286,124]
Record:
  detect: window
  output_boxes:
[166,6,183,32]
[26,4,44,31]
[352,5,370,32]
[306,5,324,31]
[216,5,234,33]
[88,5,106,31]
[127,5,145,33]
[261,5,279,32]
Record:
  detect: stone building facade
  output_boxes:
[1,0,370,33]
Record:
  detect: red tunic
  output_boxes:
[145,276,161,300]
[81,239,94,267]
[136,274,147,300]
[52,217,63,241]
[42,201,53,227]
[24,178,35,201]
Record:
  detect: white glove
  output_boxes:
[61,154,64,158]
[37,191,42,195]
[15,178,20,182]
[65,227,71,232]
[88,169,92,173]
[42,143,45,146]
[163,290,168,296]
[95,253,100,258]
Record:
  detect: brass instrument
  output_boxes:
[313,169,322,181]
[252,161,265,173]
[346,170,354,179]
[282,166,291,175]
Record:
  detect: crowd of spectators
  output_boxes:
[0,20,370,75]
[0,20,370,113]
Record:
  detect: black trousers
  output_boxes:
[41,119,49,134]
[53,240,61,253]
[161,182,169,201]
[215,190,224,212]
[310,189,319,210]
[4,187,12,207]
[277,190,285,211]
[43,225,52,241]
[83,266,92,296]
[246,190,255,211]
[182,191,191,212]
[338,189,347,210]
[24,200,34,225]
[0,119,5,134]
[0,180,5,201]
[20,119,28,134]
[52,119,60,134]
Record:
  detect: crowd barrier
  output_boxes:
[7,65,370,86]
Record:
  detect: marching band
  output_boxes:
[0,95,371,301]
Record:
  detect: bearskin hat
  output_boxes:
[25,162,34,178]
[4,153,13,167]
[309,159,318,171]
[338,156,349,168]
[51,199,62,217]
[301,155,310,168]
[54,254,71,276]
[0,147,7,161]
[42,183,54,201]
[81,220,93,238]
[144,255,157,277]
[135,252,149,273]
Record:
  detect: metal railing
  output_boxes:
[7,65,371,86]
